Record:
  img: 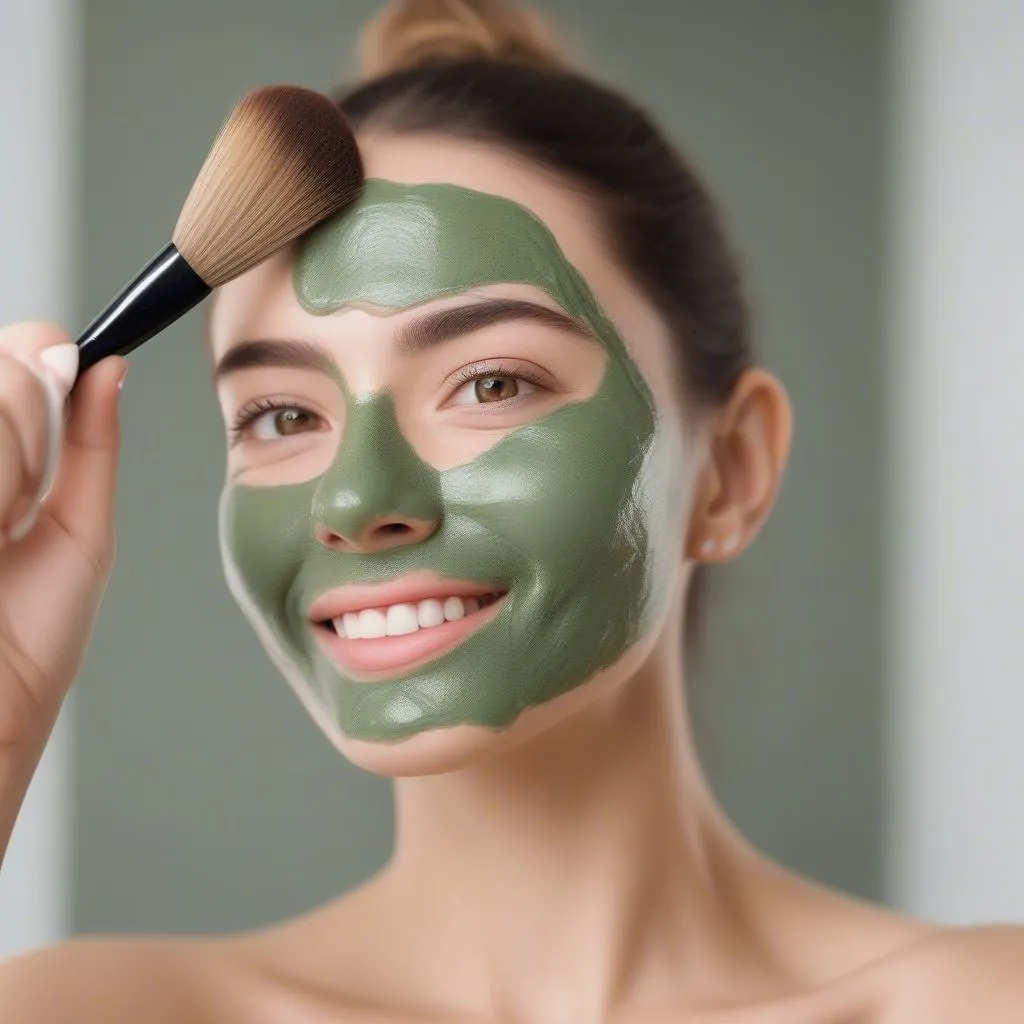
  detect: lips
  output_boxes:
[310,574,507,676]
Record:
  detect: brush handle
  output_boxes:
[76,243,210,373]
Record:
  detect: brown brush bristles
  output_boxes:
[172,85,363,288]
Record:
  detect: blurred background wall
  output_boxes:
[0,0,78,956]
[0,0,1020,951]
[888,0,1024,923]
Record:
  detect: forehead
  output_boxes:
[211,133,679,403]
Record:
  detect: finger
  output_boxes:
[44,355,125,546]
[0,324,80,541]
[0,354,54,535]
[0,401,30,545]
[0,321,74,365]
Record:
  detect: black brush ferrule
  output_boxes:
[76,243,210,373]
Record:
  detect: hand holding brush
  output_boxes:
[0,86,361,865]
[6,83,361,540]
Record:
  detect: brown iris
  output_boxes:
[474,376,518,403]
[274,408,314,434]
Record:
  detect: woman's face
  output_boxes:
[210,134,699,775]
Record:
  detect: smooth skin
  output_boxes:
[0,136,1022,1022]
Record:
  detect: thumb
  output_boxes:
[43,356,126,550]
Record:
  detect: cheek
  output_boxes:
[226,437,340,487]
[402,421,500,471]
[218,478,317,648]
[445,366,688,634]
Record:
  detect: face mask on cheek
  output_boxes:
[218,180,688,743]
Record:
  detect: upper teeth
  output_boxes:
[333,595,489,640]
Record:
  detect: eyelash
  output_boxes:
[445,361,551,399]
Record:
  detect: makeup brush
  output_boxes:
[76,85,363,373]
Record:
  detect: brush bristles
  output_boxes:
[172,86,363,288]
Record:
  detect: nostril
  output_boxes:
[313,517,436,552]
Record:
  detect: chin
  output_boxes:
[321,631,666,778]
[335,723,520,777]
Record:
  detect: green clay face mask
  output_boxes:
[219,179,686,742]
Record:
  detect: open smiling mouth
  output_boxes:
[313,588,508,676]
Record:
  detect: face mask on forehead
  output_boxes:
[219,178,686,743]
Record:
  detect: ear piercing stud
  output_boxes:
[699,532,741,559]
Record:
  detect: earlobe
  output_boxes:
[684,369,792,563]
[694,531,742,562]
[684,449,737,562]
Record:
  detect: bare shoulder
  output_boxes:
[873,924,1024,1023]
[0,935,250,1023]
[731,922,1024,1024]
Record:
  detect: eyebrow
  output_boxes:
[213,339,336,382]
[395,297,596,354]
[213,298,597,381]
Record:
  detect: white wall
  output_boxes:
[0,0,80,955]
[889,0,1024,922]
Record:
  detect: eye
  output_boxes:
[231,398,325,444]
[445,362,550,408]
[451,375,536,406]
[252,407,317,439]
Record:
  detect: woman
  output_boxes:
[1,1,1022,1019]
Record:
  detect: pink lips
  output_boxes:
[310,572,507,677]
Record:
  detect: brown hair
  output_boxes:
[337,0,754,646]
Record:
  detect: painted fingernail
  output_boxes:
[38,343,79,396]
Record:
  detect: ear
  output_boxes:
[685,369,792,563]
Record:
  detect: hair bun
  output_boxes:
[359,0,566,79]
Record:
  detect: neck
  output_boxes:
[377,625,781,1021]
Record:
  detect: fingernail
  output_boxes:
[8,502,40,542]
[38,343,79,396]
[117,363,128,391]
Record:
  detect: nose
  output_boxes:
[310,393,442,554]
[314,513,437,554]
